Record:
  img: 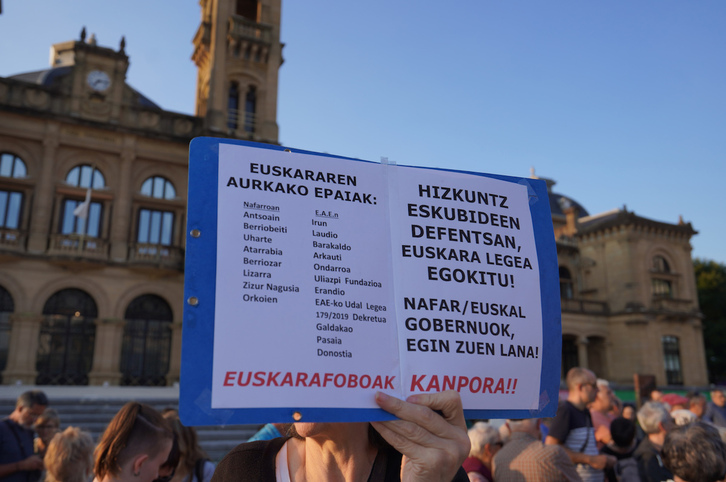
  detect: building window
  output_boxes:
[228,82,239,130]
[141,176,176,200]
[662,335,683,385]
[0,284,14,384]
[138,209,174,246]
[236,0,258,20]
[0,153,27,178]
[65,164,105,189]
[37,289,97,386]
[559,266,574,300]
[0,190,23,229]
[652,278,673,298]
[653,256,670,273]
[121,294,173,386]
[244,85,257,133]
[61,165,105,238]
[562,335,579,380]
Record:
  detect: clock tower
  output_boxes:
[51,34,130,123]
[192,0,282,144]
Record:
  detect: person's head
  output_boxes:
[154,432,180,482]
[610,417,636,449]
[13,390,48,427]
[95,402,173,482]
[671,409,697,426]
[637,401,673,435]
[649,389,664,402]
[45,427,94,482]
[710,388,726,408]
[591,378,613,412]
[467,422,501,466]
[162,412,208,475]
[662,421,726,482]
[687,393,707,419]
[34,408,61,446]
[565,367,597,406]
[506,418,541,439]
[622,403,636,421]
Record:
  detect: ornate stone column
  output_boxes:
[167,321,184,385]
[27,124,59,253]
[577,336,589,369]
[87,318,125,386]
[1,313,43,385]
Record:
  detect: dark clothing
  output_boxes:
[633,437,671,482]
[601,444,636,482]
[703,402,726,427]
[462,456,492,481]
[0,419,40,482]
[211,437,469,482]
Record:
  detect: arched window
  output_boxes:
[653,256,670,273]
[651,255,674,299]
[244,85,257,133]
[559,266,574,300]
[662,335,683,385]
[0,153,27,178]
[121,295,173,386]
[228,82,239,130]
[141,176,176,200]
[0,153,27,231]
[37,289,97,385]
[60,165,105,238]
[65,164,105,189]
[0,284,14,384]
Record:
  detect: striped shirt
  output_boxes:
[549,401,602,482]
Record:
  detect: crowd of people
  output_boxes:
[2,374,726,482]
[0,391,213,482]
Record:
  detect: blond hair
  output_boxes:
[45,427,94,482]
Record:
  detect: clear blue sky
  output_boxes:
[1,1,724,264]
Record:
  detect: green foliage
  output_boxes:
[694,259,726,383]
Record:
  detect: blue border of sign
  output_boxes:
[181,137,561,426]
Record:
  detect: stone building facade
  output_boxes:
[0,0,707,387]
[546,175,707,386]
[0,0,282,386]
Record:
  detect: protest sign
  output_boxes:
[181,137,561,425]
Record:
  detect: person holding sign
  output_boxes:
[211,390,470,481]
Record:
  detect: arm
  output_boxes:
[371,390,470,482]
[544,435,615,470]
[0,456,45,478]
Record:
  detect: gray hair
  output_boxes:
[596,378,610,389]
[468,421,500,457]
[637,401,671,434]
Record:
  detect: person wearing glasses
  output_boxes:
[0,390,48,482]
[94,402,173,482]
[33,409,60,459]
[463,422,501,482]
[545,368,616,482]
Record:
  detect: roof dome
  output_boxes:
[529,169,589,218]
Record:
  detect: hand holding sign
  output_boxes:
[372,390,469,482]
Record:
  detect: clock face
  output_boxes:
[87,70,111,92]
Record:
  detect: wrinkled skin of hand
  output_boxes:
[372,390,470,482]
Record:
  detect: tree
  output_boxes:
[694,259,726,384]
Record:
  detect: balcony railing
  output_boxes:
[651,296,694,312]
[228,15,272,45]
[560,298,609,315]
[129,243,184,270]
[47,234,109,260]
[0,229,26,251]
